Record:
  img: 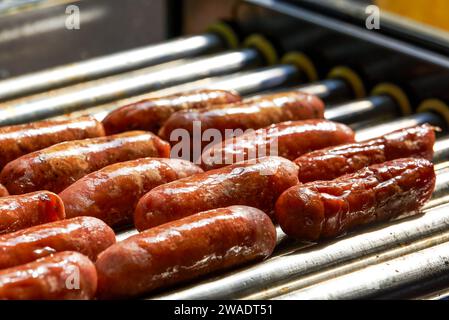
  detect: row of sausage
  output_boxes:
[0,89,437,299]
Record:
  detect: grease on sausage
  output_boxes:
[102,89,241,135]
[96,205,276,299]
[0,116,105,171]
[0,131,170,194]
[60,158,203,228]
[0,191,65,235]
[0,216,115,269]
[275,158,436,241]
[134,156,299,231]
[294,124,435,182]
[202,119,355,170]
[0,251,97,300]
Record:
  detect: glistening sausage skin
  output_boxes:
[96,205,276,299]
[134,156,299,231]
[102,89,241,135]
[294,124,435,182]
[0,251,97,300]
[0,191,65,235]
[0,116,105,170]
[60,158,203,228]
[201,119,355,170]
[275,158,435,241]
[0,216,115,269]
[0,131,170,194]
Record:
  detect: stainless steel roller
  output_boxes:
[0,49,262,126]
[274,231,449,300]
[0,33,225,102]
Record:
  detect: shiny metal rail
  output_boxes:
[153,199,449,300]
[355,112,447,141]
[0,49,262,126]
[275,232,449,300]
[434,135,449,164]
[325,95,400,127]
[0,33,224,102]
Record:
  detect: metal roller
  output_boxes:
[0,49,263,126]
[355,112,447,141]
[434,135,449,164]
[274,234,449,300]
[0,33,226,102]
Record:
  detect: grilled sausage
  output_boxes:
[275,158,435,241]
[0,184,8,197]
[0,216,115,270]
[158,91,325,147]
[96,205,276,299]
[202,119,355,170]
[102,89,241,135]
[294,124,435,182]
[134,156,299,231]
[0,191,65,235]
[0,116,105,171]
[60,158,203,228]
[0,131,170,194]
[0,251,97,300]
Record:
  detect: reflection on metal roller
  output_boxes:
[0,20,245,102]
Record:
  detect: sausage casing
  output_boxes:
[134,156,299,231]
[0,184,8,197]
[0,216,115,269]
[202,119,355,170]
[102,89,241,135]
[275,158,436,241]
[0,191,65,235]
[96,205,276,299]
[60,158,203,228]
[0,116,105,171]
[158,91,325,143]
[0,131,170,194]
[294,124,435,182]
[0,251,97,300]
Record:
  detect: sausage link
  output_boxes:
[202,119,355,170]
[96,205,276,299]
[0,116,105,171]
[0,184,8,197]
[0,191,65,235]
[134,156,299,231]
[0,131,170,194]
[102,89,241,135]
[275,158,436,241]
[294,124,435,182]
[60,158,203,228]
[158,91,325,144]
[0,251,97,300]
[0,216,115,269]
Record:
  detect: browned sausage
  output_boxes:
[0,251,97,300]
[0,191,65,235]
[59,158,203,228]
[0,116,105,171]
[96,205,276,299]
[0,184,8,197]
[158,91,325,147]
[0,216,115,269]
[275,158,436,241]
[202,119,355,170]
[0,131,170,194]
[134,156,299,231]
[294,124,435,182]
[102,89,241,135]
